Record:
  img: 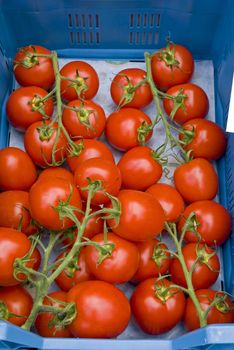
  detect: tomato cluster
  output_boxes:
[0,42,232,339]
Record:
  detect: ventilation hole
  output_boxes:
[96,15,99,28]
[157,14,161,27]
[75,14,79,27]
[129,32,133,44]
[70,31,74,44]
[90,32,93,44]
[142,32,146,44]
[143,14,147,27]
[221,280,224,291]
[148,31,153,44]
[130,14,134,28]
[89,14,92,27]
[82,14,85,27]
[77,32,80,44]
[68,14,73,27]
[83,32,87,44]
[154,31,159,44]
[150,13,154,26]
[137,14,141,27]
[96,32,100,43]
[136,32,140,44]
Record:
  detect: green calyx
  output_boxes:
[47,301,77,330]
[66,69,88,99]
[37,124,55,141]
[67,139,84,158]
[0,301,9,320]
[96,243,115,265]
[196,244,217,270]
[156,42,180,69]
[152,244,169,268]
[154,281,173,304]
[137,121,152,146]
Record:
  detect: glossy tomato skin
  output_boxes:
[178,200,232,246]
[6,86,54,132]
[14,45,55,89]
[174,158,218,203]
[170,243,220,290]
[85,232,139,283]
[29,177,82,231]
[67,280,130,338]
[60,61,99,101]
[151,44,194,91]
[0,285,33,326]
[146,183,184,222]
[117,146,162,190]
[131,278,186,334]
[38,167,74,184]
[35,291,72,337]
[110,68,152,108]
[107,190,165,241]
[0,147,37,191]
[62,99,106,139]
[105,108,153,151]
[180,119,227,160]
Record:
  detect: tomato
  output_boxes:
[105,108,153,151]
[0,285,33,326]
[31,247,41,271]
[178,200,232,246]
[67,280,130,338]
[60,61,99,101]
[0,147,37,191]
[67,139,115,173]
[24,121,67,168]
[184,289,234,331]
[110,68,152,108]
[62,99,106,139]
[85,232,139,283]
[163,83,209,124]
[146,183,184,222]
[29,177,82,231]
[179,118,227,160]
[151,43,194,91]
[131,278,186,334]
[74,158,121,205]
[14,45,54,89]
[117,146,162,190]
[174,158,218,203]
[132,239,171,284]
[35,291,72,337]
[107,190,165,241]
[38,167,74,184]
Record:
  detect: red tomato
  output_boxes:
[107,190,165,241]
[14,45,54,89]
[60,61,99,101]
[62,99,106,139]
[179,118,227,160]
[151,44,194,91]
[29,177,82,231]
[174,158,218,203]
[105,108,153,151]
[117,146,162,190]
[30,247,41,271]
[178,200,232,246]
[85,232,139,283]
[24,121,67,168]
[184,289,234,331]
[110,68,152,108]
[67,139,115,173]
[35,291,72,337]
[0,147,37,191]
[0,285,33,326]
[67,280,130,338]
[38,167,74,184]
[146,183,185,222]
[131,278,186,334]
[132,239,171,284]
[74,158,121,205]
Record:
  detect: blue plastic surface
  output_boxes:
[0,0,233,349]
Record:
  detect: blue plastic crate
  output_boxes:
[0,0,234,349]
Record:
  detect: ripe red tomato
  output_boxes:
[30,247,41,271]
[131,278,186,334]
[0,285,33,326]
[67,139,115,173]
[38,167,74,184]
[146,183,184,222]
[151,44,194,91]
[105,108,153,151]
[178,200,232,246]
[170,243,220,290]
[174,158,218,203]
[110,68,152,108]
[180,118,227,160]
[29,177,82,231]
[85,232,139,283]
[117,146,162,190]
[62,99,106,139]
[132,239,171,284]
[67,280,130,338]
[184,289,234,331]
[0,147,37,191]
[107,190,165,241]
[14,45,54,89]
[60,61,99,101]
[35,291,72,337]
[6,86,54,132]
[74,158,121,205]
[24,120,67,168]
[163,83,209,124]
